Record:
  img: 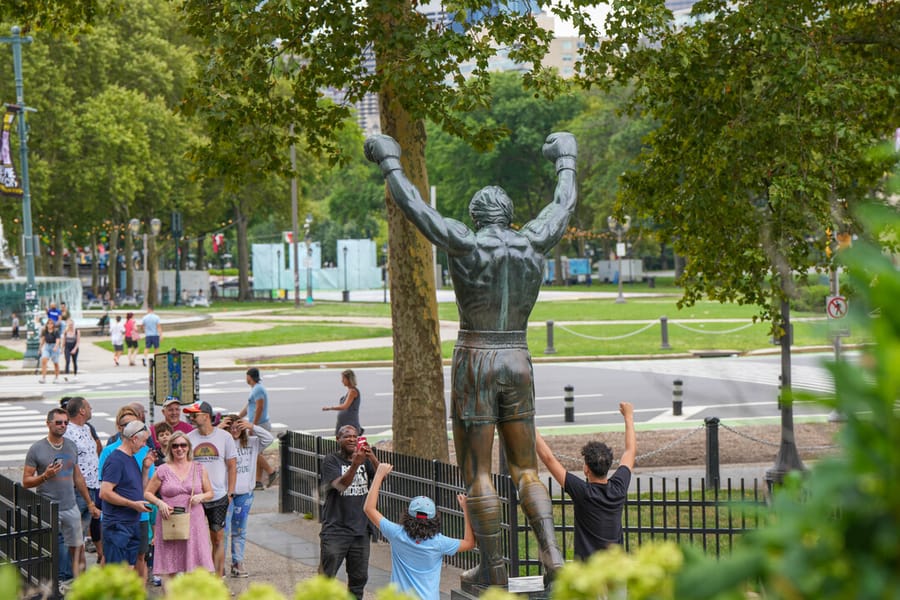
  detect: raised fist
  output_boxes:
[364,135,402,165]
[542,132,577,161]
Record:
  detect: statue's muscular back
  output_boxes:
[450,225,544,332]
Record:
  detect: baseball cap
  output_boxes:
[408,496,436,520]
[162,396,181,408]
[183,401,213,416]
[122,421,148,439]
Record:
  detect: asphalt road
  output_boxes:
[0,352,840,466]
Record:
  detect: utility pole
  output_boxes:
[1,26,40,367]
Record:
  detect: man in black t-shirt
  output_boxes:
[535,402,636,560]
[318,425,380,600]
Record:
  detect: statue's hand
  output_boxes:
[542,132,577,161]
[364,135,402,165]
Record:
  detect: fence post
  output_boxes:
[564,385,575,422]
[660,316,671,349]
[544,321,556,354]
[672,379,683,415]
[279,431,289,514]
[504,474,520,577]
[705,417,720,488]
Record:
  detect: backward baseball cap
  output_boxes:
[408,496,436,519]
[183,401,213,416]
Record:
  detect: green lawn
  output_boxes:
[260,318,863,363]
[94,323,392,353]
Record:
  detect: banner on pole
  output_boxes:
[0,107,23,198]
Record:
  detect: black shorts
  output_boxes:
[126,338,138,349]
[203,495,230,532]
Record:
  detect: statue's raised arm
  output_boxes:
[520,132,578,253]
[365,135,475,255]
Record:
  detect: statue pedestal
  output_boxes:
[452,576,551,599]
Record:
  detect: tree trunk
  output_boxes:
[108,231,119,299]
[53,228,64,276]
[147,233,159,308]
[125,229,134,297]
[90,233,99,295]
[379,85,449,462]
[234,200,251,301]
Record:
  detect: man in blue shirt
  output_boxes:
[364,463,474,600]
[239,367,277,489]
[140,307,162,367]
[99,420,153,566]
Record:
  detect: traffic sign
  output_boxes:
[826,295,848,319]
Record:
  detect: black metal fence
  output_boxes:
[0,474,60,598]
[279,432,766,576]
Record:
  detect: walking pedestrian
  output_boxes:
[141,306,162,367]
[124,312,139,366]
[39,319,62,384]
[110,315,125,366]
[318,425,379,600]
[535,402,636,560]
[63,318,81,381]
[11,312,19,339]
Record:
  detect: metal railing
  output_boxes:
[0,474,60,598]
[279,431,766,576]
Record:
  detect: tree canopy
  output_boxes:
[588,0,900,320]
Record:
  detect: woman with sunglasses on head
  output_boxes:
[219,414,273,578]
[143,432,214,583]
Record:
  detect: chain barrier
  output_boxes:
[669,321,757,335]
[556,321,657,342]
[719,422,838,451]
[634,424,705,464]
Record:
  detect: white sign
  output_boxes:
[826,295,848,319]
[616,242,626,257]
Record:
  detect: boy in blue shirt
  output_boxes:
[364,463,475,600]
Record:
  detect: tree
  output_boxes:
[180,1,602,460]
[585,0,900,319]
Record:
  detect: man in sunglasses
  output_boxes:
[23,408,100,582]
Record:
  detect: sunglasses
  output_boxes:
[51,420,68,426]
[170,443,189,449]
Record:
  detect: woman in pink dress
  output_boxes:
[144,432,214,581]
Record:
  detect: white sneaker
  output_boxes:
[53,378,60,384]
[39,377,46,384]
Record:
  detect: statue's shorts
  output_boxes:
[451,330,535,424]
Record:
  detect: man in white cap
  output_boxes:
[152,396,193,447]
[185,401,237,578]
[364,462,474,600]
[99,420,153,567]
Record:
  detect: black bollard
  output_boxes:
[672,379,683,415]
[564,385,574,422]
[545,320,556,354]
[705,417,720,488]
[660,316,671,349]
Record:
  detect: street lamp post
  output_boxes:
[608,215,631,304]
[276,248,282,300]
[342,245,349,302]
[382,243,388,304]
[303,213,313,305]
[129,217,161,310]
[2,27,40,367]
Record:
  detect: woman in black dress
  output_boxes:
[323,369,362,436]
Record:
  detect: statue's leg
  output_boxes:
[454,418,507,586]
[499,418,565,579]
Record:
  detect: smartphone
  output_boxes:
[51,457,62,466]
[172,506,186,514]
[356,436,368,452]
